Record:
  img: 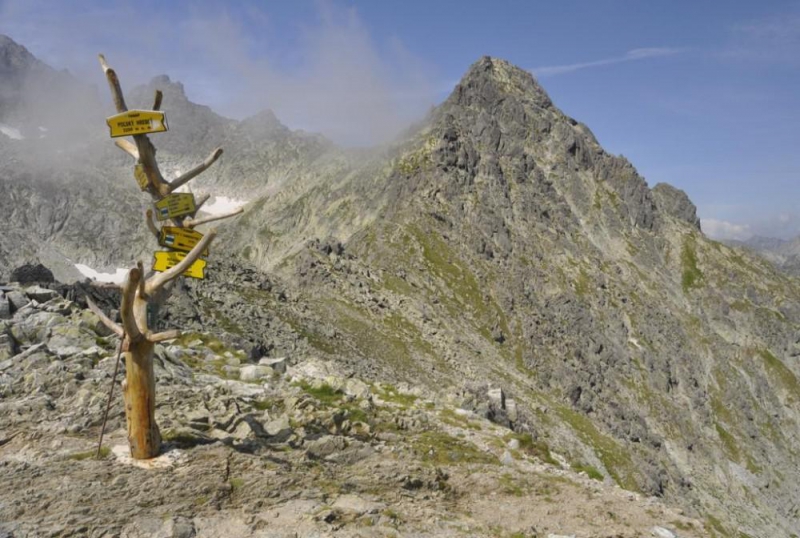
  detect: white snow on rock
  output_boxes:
[200,196,248,216]
[0,124,24,140]
[74,263,128,284]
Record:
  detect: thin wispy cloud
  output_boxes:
[701,218,753,241]
[722,13,800,66]
[531,47,685,77]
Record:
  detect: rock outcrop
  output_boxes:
[0,281,706,537]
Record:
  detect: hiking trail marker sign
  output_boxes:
[152,251,206,279]
[106,110,168,138]
[159,226,209,256]
[154,193,196,220]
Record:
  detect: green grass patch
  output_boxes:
[252,397,282,412]
[412,431,498,466]
[376,384,418,407]
[571,462,604,481]
[440,408,482,430]
[715,422,742,463]
[296,380,344,407]
[574,267,591,297]
[557,407,640,492]
[758,348,800,397]
[506,433,558,465]
[69,446,111,460]
[499,473,524,496]
[681,234,704,292]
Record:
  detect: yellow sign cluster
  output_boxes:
[152,194,208,279]
[106,110,168,138]
[159,226,209,256]
[154,193,196,221]
[152,251,206,279]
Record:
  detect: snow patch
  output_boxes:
[201,196,248,216]
[0,124,24,140]
[74,263,128,284]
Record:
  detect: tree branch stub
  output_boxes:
[120,267,145,343]
[185,207,243,228]
[145,209,160,239]
[115,139,139,160]
[168,147,223,193]
[85,296,124,337]
[152,90,163,111]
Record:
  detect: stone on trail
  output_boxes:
[23,285,59,303]
[305,435,347,459]
[0,294,10,320]
[258,356,287,374]
[651,526,677,538]
[5,290,28,312]
[265,414,293,440]
[488,387,505,409]
[240,364,271,382]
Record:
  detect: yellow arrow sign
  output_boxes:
[154,193,196,221]
[159,226,209,256]
[106,109,168,138]
[152,251,206,279]
[134,163,148,191]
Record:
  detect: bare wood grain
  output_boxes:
[85,296,124,337]
[169,148,223,193]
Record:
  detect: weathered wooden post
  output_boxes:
[88,55,243,459]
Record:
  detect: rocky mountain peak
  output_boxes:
[0,34,40,72]
[136,74,189,105]
[651,182,701,230]
[449,56,554,111]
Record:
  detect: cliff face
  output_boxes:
[3,36,800,536]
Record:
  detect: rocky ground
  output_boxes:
[0,282,707,537]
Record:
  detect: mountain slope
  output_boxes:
[727,235,800,277]
[209,57,800,537]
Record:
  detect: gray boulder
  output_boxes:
[24,286,59,303]
[5,290,28,312]
[240,364,271,382]
[0,294,10,320]
[259,356,288,374]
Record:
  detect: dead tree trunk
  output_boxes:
[86,55,243,459]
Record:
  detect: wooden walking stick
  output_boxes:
[88,55,243,459]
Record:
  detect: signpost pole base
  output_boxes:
[124,339,161,459]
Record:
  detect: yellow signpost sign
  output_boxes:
[159,226,209,256]
[152,251,206,279]
[134,163,148,191]
[154,193,196,221]
[106,110,168,138]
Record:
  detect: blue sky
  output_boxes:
[1,0,799,239]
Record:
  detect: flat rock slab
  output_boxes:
[332,494,386,516]
[111,444,187,469]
